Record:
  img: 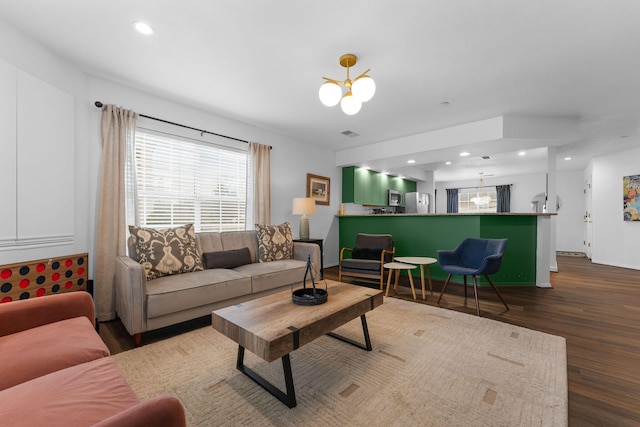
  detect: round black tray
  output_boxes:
[292,288,328,306]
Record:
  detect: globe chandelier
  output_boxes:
[471,173,492,207]
[318,54,376,115]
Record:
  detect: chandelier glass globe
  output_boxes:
[340,91,362,115]
[352,75,376,102]
[318,82,342,107]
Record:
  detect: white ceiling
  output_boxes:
[1,0,639,182]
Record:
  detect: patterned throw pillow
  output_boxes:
[255,222,293,262]
[129,224,204,280]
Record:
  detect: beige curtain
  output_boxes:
[248,142,271,226]
[95,105,138,321]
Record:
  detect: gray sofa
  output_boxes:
[115,230,320,345]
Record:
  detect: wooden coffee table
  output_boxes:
[212,280,383,408]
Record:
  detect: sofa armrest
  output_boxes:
[293,241,321,271]
[91,396,186,427]
[115,256,147,336]
[0,291,94,337]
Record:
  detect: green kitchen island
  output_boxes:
[338,213,554,287]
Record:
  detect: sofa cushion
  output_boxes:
[0,357,140,427]
[0,316,109,391]
[129,224,204,280]
[235,259,307,294]
[220,230,259,261]
[203,247,252,269]
[255,222,293,262]
[146,269,252,318]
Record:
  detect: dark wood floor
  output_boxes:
[100,255,640,426]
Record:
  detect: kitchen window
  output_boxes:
[458,187,497,213]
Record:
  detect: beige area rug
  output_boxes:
[113,298,567,427]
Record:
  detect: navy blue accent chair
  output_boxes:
[436,238,509,316]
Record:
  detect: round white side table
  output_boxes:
[394,256,437,300]
[383,262,417,299]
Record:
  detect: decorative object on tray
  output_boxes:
[292,256,327,306]
[306,173,330,206]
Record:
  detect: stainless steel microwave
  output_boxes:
[388,189,402,206]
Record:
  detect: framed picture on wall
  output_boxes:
[623,174,640,221]
[307,173,330,205]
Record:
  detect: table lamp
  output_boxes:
[292,197,316,240]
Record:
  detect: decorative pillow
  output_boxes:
[128,224,204,280]
[203,248,252,269]
[255,222,293,262]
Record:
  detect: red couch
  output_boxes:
[0,292,186,427]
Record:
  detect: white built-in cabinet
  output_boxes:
[0,59,74,250]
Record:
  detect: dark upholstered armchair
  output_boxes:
[339,233,395,290]
[436,238,509,316]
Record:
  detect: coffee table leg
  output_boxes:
[327,314,372,351]
[236,345,297,408]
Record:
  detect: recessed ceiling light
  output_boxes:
[134,21,154,35]
[459,152,470,157]
[407,159,416,164]
[445,161,452,165]
[518,151,526,156]
[440,101,450,107]
[564,157,572,161]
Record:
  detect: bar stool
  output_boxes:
[383,262,417,299]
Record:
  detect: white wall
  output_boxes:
[591,144,640,270]
[0,17,340,275]
[0,17,91,264]
[555,170,584,252]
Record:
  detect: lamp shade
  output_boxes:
[340,91,362,115]
[319,82,342,107]
[352,75,376,102]
[292,197,317,215]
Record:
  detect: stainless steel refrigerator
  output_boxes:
[405,192,430,214]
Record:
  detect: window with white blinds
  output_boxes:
[133,130,247,232]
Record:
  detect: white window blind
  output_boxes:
[133,130,247,232]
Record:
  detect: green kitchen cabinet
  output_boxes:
[342,166,416,206]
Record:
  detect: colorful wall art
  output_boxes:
[623,174,640,221]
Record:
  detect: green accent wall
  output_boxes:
[338,214,537,286]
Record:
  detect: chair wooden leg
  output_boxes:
[385,268,394,297]
[471,276,481,316]
[485,275,509,310]
[407,270,417,300]
[437,274,452,304]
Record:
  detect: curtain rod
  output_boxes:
[94,101,271,148]
[447,184,512,191]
